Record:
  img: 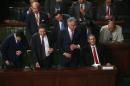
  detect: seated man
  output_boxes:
[1,30,29,68]
[99,20,124,43]
[81,34,111,67]
[97,0,115,20]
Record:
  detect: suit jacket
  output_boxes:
[81,43,111,66]
[44,0,64,15]
[31,32,54,63]
[26,12,49,35]
[69,1,93,20]
[57,28,81,54]
[97,3,115,20]
[1,34,29,65]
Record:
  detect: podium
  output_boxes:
[0,67,117,86]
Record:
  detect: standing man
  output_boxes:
[26,1,49,37]
[30,25,54,69]
[57,17,81,67]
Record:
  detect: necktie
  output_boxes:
[70,30,74,40]
[92,46,99,64]
[35,13,40,26]
[60,21,65,31]
[41,37,46,59]
[106,6,110,16]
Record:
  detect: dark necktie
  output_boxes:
[70,30,74,40]
[92,46,99,64]
[106,6,110,16]
[109,32,113,41]
[41,37,46,59]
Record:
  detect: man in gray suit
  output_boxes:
[69,0,93,22]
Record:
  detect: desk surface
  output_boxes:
[0,67,117,86]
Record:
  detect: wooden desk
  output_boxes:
[105,43,130,76]
[0,67,117,86]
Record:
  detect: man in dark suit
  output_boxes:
[81,34,111,67]
[44,0,72,16]
[26,1,49,38]
[57,17,81,67]
[80,20,100,48]
[69,0,93,22]
[51,12,69,45]
[97,0,115,20]
[30,25,54,69]
[1,30,29,68]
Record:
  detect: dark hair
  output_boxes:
[15,30,24,37]
[53,11,63,17]
[38,24,46,29]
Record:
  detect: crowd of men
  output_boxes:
[0,0,124,69]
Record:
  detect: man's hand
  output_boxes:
[80,8,86,15]
[106,63,111,66]
[35,62,40,68]
[48,48,54,54]
[5,60,10,65]
[70,44,80,51]
[16,50,22,56]
[63,53,72,59]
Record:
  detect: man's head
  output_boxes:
[79,0,86,4]
[105,0,111,6]
[54,12,63,21]
[67,17,77,31]
[108,20,115,32]
[88,34,96,45]
[31,1,40,13]
[38,25,46,36]
[15,30,24,42]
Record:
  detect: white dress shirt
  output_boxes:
[68,27,74,40]
[40,35,50,57]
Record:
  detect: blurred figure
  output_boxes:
[44,0,72,16]
[97,0,115,20]
[30,25,54,69]
[1,30,29,68]
[69,0,93,22]
[100,20,124,43]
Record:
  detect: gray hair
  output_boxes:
[67,17,77,23]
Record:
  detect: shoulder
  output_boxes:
[100,25,108,32]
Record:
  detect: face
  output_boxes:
[108,21,115,32]
[88,35,96,45]
[55,14,63,21]
[38,28,46,36]
[68,21,77,31]
[106,0,111,6]
[79,0,85,3]
[31,2,40,13]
